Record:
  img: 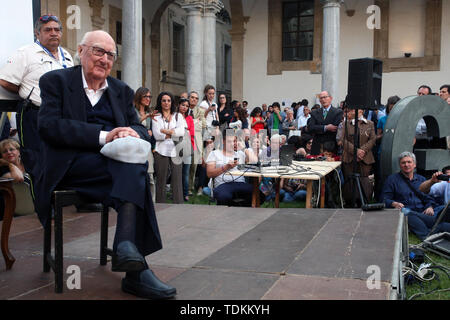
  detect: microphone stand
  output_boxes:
[351,107,369,208]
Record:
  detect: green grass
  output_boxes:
[405,233,450,300]
[185,193,306,209]
[178,193,450,300]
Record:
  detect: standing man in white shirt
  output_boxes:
[0,15,73,107]
[0,15,74,199]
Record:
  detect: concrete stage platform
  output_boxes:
[0,204,406,300]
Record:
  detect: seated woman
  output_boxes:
[206,129,253,206]
[282,179,307,203]
[296,134,313,158]
[0,139,25,183]
[229,106,247,130]
[0,139,34,219]
[245,135,263,164]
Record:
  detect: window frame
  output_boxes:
[268,0,323,75]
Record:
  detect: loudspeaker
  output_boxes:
[347,58,383,110]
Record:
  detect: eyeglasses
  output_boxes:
[142,95,152,99]
[2,147,17,153]
[82,45,117,61]
[42,27,62,33]
[40,15,60,23]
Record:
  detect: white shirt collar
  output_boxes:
[351,117,368,125]
[81,68,108,92]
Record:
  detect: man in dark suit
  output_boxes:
[307,91,343,155]
[36,30,176,299]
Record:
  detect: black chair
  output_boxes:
[43,190,114,293]
[15,102,115,293]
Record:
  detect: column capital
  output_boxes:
[180,0,224,14]
[88,0,105,30]
[204,0,224,14]
[321,0,343,8]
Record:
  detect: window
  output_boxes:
[224,44,232,84]
[172,22,185,74]
[282,0,314,61]
[116,21,122,45]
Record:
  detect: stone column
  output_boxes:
[88,0,105,30]
[122,0,142,91]
[181,1,204,96]
[321,0,341,98]
[202,0,224,90]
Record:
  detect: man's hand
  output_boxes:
[106,127,140,143]
[423,207,434,216]
[325,124,337,132]
[392,202,405,210]
[431,171,443,183]
[226,159,238,170]
[357,148,366,161]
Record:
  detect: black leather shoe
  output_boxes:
[122,269,177,300]
[111,241,146,272]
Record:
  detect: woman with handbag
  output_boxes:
[152,92,186,204]
[177,98,196,202]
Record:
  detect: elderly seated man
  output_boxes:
[380,152,450,240]
[36,30,175,299]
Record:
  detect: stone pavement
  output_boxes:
[0,204,401,300]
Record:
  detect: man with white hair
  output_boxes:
[36,30,176,299]
[380,151,450,240]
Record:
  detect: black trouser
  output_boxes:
[58,152,162,256]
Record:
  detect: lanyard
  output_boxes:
[35,40,67,69]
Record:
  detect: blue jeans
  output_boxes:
[182,163,191,198]
[402,206,450,240]
[213,182,253,206]
[282,190,307,202]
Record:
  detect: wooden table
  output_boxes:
[0,178,16,270]
[230,161,341,209]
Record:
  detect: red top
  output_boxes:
[306,153,341,161]
[251,116,265,133]
[185,115,196,151]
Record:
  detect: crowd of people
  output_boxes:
[0,15,448,299]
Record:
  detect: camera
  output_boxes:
[437,174,449,181]
[211,120,220,127]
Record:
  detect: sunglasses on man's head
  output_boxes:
[40,15,60,23]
